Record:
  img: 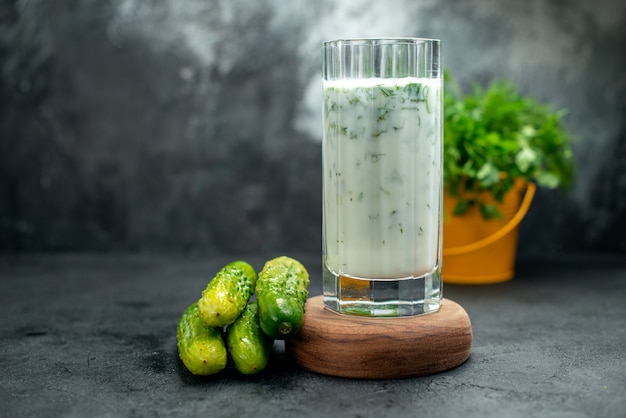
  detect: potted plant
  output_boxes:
[442,71,575,284]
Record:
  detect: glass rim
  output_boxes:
[322,37,440,47]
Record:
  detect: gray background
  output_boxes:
[1,0,625,257]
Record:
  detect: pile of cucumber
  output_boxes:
[176,256,310,376]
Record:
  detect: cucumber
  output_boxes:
[197,260,257,327]
[226,301,273,375]
[176,303,227,376]
[256,256,310,339]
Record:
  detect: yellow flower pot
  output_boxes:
[442,179,536,284]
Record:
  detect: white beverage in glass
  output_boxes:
[322,38,443,317]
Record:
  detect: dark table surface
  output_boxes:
[1,252,625,418]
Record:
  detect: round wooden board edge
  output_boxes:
[286,296,472,379]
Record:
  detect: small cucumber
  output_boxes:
[197,260,257,327]
[176,303,227,376]
[256,256,310,339]
[226,301,273,375]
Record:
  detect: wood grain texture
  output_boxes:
[286,296,472,379]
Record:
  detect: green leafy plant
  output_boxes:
[444,70,575,219]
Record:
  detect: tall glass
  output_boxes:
[322,38,443,317]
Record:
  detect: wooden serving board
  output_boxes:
[286,296,472,379]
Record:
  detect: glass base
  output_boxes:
[323,263,442,317]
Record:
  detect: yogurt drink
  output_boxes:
[322,76,442,315]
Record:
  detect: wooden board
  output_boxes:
[286,296,472,379]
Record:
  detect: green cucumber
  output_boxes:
[226,301,273,375]
[176,303,227,376]
[256,256,310,339]
[197,260,257,327]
